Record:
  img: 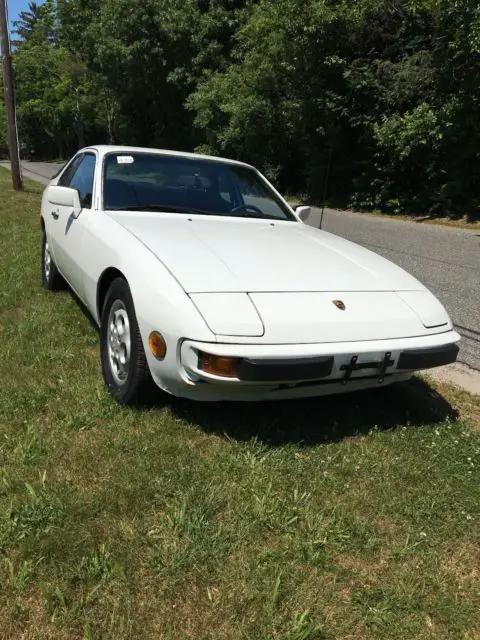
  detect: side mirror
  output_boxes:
[45,185,82,218]
[295,205,311,223]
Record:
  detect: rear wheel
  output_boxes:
[100,277,150,405]
[41,230,63,290]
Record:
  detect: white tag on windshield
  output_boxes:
[117,155,134,164]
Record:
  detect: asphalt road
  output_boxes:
[2,161,478,371]
[0,160,64,185]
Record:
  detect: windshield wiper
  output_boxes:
[108,204,283,221]
[242,212,281,221]
[108,204,216,215]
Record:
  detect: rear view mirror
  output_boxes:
[295,205,311,223]
[46,185,82,218]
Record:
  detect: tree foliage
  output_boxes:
[7,0,480,217]
[12,1,46,44]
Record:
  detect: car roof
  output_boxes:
[79,145,255,170]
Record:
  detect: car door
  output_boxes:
[47,152,97,300]
[45,154,83,261]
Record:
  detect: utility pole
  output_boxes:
[0,0,23,191]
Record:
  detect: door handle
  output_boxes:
[51,211,59,220]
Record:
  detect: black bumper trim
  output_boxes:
[237,356,334,382]
[397,343,459,371]
[274,373,395,391]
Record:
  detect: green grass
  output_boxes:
[0,167,479,639]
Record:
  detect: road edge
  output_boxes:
[312,206,480,233]
[422,362,480,396]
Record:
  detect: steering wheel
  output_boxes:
[231,204,264,216]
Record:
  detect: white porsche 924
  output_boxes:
[41,146,460,405]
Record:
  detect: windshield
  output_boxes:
[103,152,295,221]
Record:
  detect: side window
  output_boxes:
[58,155,83,187]
[64,154,96,209]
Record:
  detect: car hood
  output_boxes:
[107,212,425,294]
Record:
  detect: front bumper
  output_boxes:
[397,343,459,370]
[149,330,460,401]
[236,342,458,384]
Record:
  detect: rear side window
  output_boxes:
[62,153,96,209]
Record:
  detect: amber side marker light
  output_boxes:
[149,332,167,359]
[199,352,241,378]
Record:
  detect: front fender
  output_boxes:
[82,213,216,351]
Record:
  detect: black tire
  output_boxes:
[41,229,63,291]
[100,277,150,405]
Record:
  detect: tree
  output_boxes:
[189,0,363,196]
[13,1,43,42]
[13,0,56,45]
[8,0,480,218]
[0,91,8,158]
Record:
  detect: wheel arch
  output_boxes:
[97,267,128,321]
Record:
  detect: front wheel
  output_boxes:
[41,230,63,290]
[100,277,150,405]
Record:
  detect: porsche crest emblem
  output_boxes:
[333,299,346,311]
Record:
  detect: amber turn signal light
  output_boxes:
[199,352,241,378]
[149,331,167,360]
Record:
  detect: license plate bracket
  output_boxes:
[340,352,394,385]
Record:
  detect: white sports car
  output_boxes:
[41,145,460,404]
